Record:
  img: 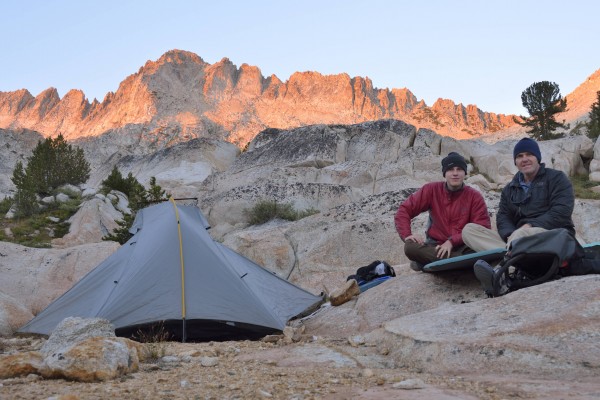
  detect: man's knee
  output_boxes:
[403,241,420,259]
[463,223,484,236]
[462,223,481,246]
[509,227,547,243]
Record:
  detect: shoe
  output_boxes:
[409,261,424,271]
[474,260,496,297]
[474,260,511,297]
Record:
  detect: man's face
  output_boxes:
[444,166,466,190]
[515,152,540,178]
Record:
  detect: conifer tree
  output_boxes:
[100,167,147,209]
[101,169,169,244]
[101,166,130,195]
[586,90,600,139]
[516,81,567,140]
[24,134,90,195]
[102,212,136,244]
[11,161,38,216]
[10,135,90,216]
[146,177,169,203]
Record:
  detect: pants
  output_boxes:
[404,241,474,266]
[462,223,548,252]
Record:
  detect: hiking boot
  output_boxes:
[474,260,510,297]
[409,261,424,271]
[474,259,495,296]
[495,268,510,296]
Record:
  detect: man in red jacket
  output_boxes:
[395,152,491,271]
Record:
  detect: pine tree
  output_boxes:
[25,138,54,195]
[516,81,568,140]
[102,212,136,244]
[124,173,147,210]
[586,90,600,139]
[100,167,147,209]
[10,135,90,215]
[11,161,38,217]
[12,134,91,201]
[101,166,127,194]
[146,177,169,203]
[101,170,171,244]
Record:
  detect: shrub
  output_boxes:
[0,196,82,248]
[245,200,319,225]
[58,198,82,214]
[570,174,600,200]
[0,197,12,214]
[55,186,81,200]
[133,322,170,361]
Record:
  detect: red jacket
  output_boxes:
[395,182,491,247]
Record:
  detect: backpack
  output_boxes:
[347,260,396,285]
[475,228,586,297]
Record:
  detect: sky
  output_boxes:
[2,0,600,116]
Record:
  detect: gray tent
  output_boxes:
[19,200,322,341]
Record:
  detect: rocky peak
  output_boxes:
[203,57,242,98]
[390,88,420,112]
[0,89,35,126]
[555,68,600,126]
[236,63,266,96]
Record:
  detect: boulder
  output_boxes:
[40,336,145,382]
[0,291,34,337]
[105,190,130,215]
[51,196,123,247]
[0,317,148,382]
[590,137,600,181]
[223,190,415,292]
[0,241,120,314]
[373,275,600,379]
[37,317,147,382]
[300,268,486,337]
[0,351,44,379]
[40,317,116,357]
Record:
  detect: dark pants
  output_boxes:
[569,257,600,275]
[404,241,474,266]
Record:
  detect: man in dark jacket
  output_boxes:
[395,152,491,271]
[462,137,575,251]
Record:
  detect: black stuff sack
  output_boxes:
[347,260,395,285]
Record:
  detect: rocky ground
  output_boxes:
[2,334,598,400]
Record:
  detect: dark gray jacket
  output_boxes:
[497,164,575,241]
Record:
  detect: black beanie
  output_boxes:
[513,137,541,163]
[441,152,468,176]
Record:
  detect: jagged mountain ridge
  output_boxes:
[0,49,556,148]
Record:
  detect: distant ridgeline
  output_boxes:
[3,49,575,149]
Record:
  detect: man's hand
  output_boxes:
[405,234,424,244]
[435,240,453,259]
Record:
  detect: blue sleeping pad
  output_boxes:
[422,248,506,273]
